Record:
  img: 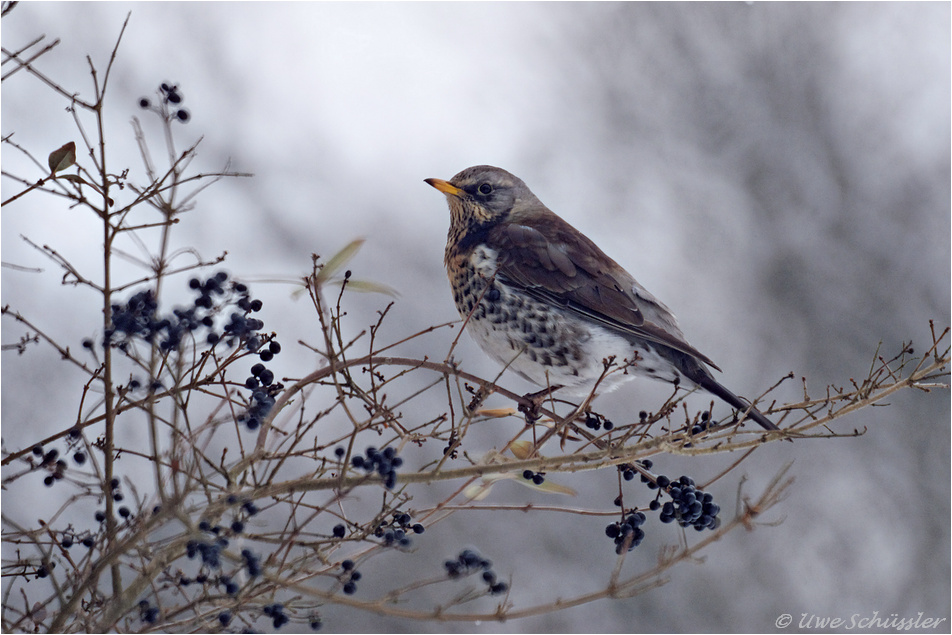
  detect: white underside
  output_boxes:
[464,292,692,398]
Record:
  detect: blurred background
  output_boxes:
[2,2,949,632]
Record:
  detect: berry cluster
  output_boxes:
[58,530,95,550]
[583,412,615,431]
[263,603,290,629]
[218,573,240,596]
[100,273,269,357]
[619,458,653,483]
[603,460,722,553]
[138,81,190,122]
[241,498,260,517]
[690,411,713,435]
[31,445,67,487]
[239,360,281,431]
[186,521,232,570]
[216,495,260,536]
[138,599,160,624]
[444,549,508,595]
[657,475,721,530]
[521,469,545,485]
[350,446,402,489]
[185,537,226,570]
[242,548,263,577]
[95,274,285,434]
[92,479,133,522]
[372,510,425,548]
[605,510,647,554]
[339,559,362,594]
[34,560,55,579]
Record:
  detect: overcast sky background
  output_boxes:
[2,3,950,633]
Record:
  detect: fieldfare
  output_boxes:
[425,165,778,432]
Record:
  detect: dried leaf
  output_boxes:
[58,174,89,185]
[466,469,577,499]
[475,407,519,418]
[327,278,399,297]
[463,481,495,500]
[48,141,76,173]
[519,479,577,496]
[509,440,534,460]
[314,238,364,284]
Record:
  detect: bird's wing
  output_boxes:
[488,218,721,370]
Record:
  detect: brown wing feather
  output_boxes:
[488,213,721,371]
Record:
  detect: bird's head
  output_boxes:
[425,165,540,231]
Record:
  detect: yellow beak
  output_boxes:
[424,178,464,197]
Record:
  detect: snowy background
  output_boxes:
[2,3,949,632]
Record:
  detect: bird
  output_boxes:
[425,165,779,433]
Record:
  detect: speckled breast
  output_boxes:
[446,245,647,394]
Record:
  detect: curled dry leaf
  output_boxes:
[314,238,365,285]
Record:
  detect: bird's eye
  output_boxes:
[477,182,493,195]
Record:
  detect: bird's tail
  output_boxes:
[689,367,779,433]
